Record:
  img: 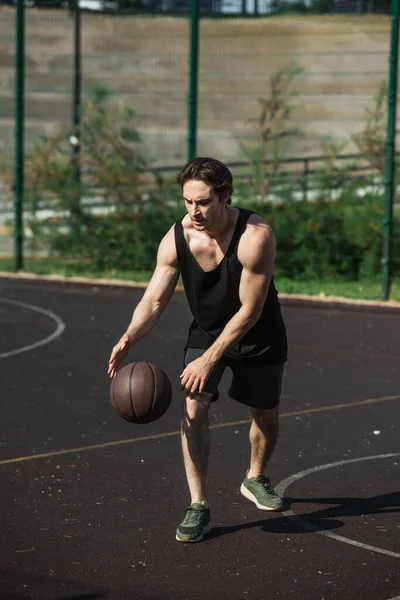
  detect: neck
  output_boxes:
[204,206,234,240]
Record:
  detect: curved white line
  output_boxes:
[275,453,400,560]
[0,297,66,358]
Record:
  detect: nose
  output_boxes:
[192,205,201,218]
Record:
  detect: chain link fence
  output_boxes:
[0,5,391,163]
[0,2,398,297]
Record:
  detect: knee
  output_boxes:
[251,406,279,433]
[182,393,211,427]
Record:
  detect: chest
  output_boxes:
[184,233,235,273]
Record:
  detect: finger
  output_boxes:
[181,372,191,389]
[182,379,191,392]
[190,378,200,394]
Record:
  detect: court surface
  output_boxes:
[0,276,399,600]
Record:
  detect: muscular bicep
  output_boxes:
[141,225,180,309]
[238,220,276,317]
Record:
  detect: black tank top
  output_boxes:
[174,208,287,364]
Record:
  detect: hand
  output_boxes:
[180,356,213,395]
[108,336,130,379]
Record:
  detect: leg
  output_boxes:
[228,362,284,511]
[176,391,213,542]
[247,406,279,479]
[240,405,282,511]
[181,391,213,505]
[176,348,225,542]
[180,347,226,505]
[228,362,284,478]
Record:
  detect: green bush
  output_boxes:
[22,82,397,283]
[33,177,387,279]
[46,201,183,271]
[236,180,385,281]
[23,86,185,270]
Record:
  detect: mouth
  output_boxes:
[192,219,204,226]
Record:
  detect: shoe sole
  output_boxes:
[175,522,212,543]
[240,484,283,511]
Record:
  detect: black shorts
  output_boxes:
[184,348,285,410]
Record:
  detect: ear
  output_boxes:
[219,191,229,205]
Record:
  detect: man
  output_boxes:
[108,157,288,543]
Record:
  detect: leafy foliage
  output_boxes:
[239,62,304,199]
[239,182,385,281]
[353,81,387,175]
[20,81,398,284]
[24,86,182,269]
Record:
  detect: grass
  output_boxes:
[0,256,153,283]
[1,256,399,303]
[276,277,400,302]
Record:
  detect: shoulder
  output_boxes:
[238,212,276,269]
[158,223,178,266]
[242,212,276,249]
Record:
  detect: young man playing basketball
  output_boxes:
[108,157,288,543]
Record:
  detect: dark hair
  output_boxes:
[177,157,233,205]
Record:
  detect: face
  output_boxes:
[183,180,227,231]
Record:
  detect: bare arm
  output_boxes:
[108,225,179,377]
[204,217,276,365]
[180,215,276,393]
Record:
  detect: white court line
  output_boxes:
[275,453,400,560]
[0,297,65,358]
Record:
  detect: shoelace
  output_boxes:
[183,507,206,525]
[255,474,274,493]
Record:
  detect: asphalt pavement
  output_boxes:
[0,276,399,600]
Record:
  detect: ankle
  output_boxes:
[247,470,262,479]
[191,499,208,507]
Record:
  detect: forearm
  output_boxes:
[203,306,261,366]
[123,298,163,346]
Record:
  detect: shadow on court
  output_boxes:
[0,578,161,600]
[205,491,400,541]
[1,278,400,600]
[55,596,106,600]
[0,582,107,600]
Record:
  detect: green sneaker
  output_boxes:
[240,472,283,511]
[175,503,211,543]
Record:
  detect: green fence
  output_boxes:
[0,1,399,300]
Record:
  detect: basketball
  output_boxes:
[110,362,172,424]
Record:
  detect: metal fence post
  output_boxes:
[188,0,199,162]
[382,0,399,301]
[14,0,25,271]
[72,0,81,184]
[302,158,309,201]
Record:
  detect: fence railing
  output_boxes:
[1,1,397,299]
[150,152,381,200]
